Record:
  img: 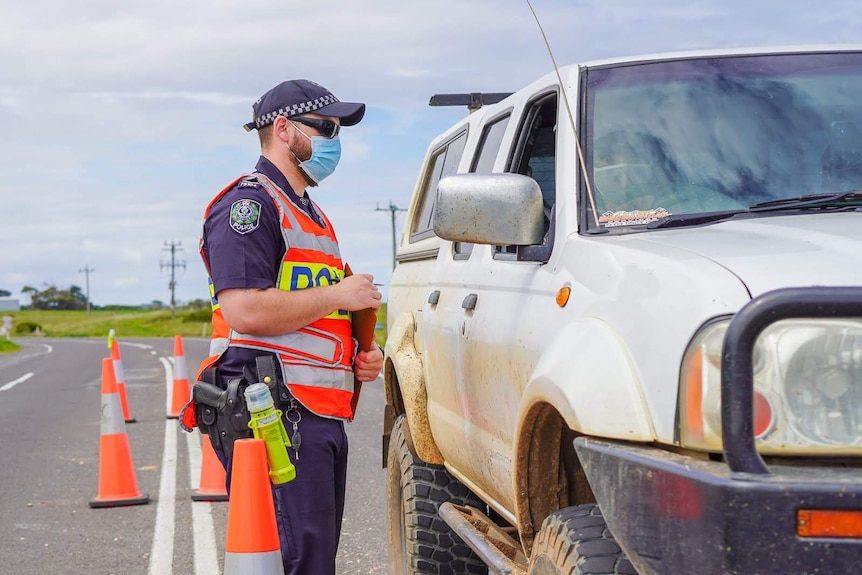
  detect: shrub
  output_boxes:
[14,321,42,335]
[182,309,212,323]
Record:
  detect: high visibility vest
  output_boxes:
[199,173,356,421]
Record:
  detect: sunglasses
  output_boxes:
[291,116,340,139]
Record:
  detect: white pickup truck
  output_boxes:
[383,46,862,574]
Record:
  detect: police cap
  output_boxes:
[243,79,365,132]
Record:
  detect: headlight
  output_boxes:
[680,318,862,454]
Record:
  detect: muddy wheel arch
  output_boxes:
[383,311,443,465]
[512,323,655,554]
[514,401,597,556]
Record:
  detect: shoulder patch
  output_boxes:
[238,179,261,189]
[229,199,262,234]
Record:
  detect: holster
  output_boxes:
[192,356,290,458]
[253,355,293,410]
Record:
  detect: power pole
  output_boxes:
[161,241,186,317]
[375,201,407,270]
[79,265,94,314]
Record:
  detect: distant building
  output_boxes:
[0,297,20,312]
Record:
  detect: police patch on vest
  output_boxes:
[229,199,261,234]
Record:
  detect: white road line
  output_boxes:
[149,355,221,574]
[149,359,177,575]
[149,419,177,575]
[1,372,34,391]
[121,341,154,350]
[42,338,153,350]
[120,339,153,349]
[2,343,52,368]
[187,431,202,492]
[186,431,220,575]
[165,356,174,415]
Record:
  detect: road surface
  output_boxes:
[0,336,389,574]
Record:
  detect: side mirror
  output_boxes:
[433,173,545,246]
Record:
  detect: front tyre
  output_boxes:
[387,414,487,575]
[529,504,635,575]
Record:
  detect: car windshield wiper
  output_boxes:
[748,190,862,212]
[646,209,745,229]
[646,191,862,230]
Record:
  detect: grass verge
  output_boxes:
[0,338,20,353]
[6,305,388,345]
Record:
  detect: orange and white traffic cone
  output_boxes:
[111,339,136,424]
[90,357,149,508]
[167,335,190,419]
[224,439,284,574]
[192,434,229,502]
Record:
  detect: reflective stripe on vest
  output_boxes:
[200,173,356,420]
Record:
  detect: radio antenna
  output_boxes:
[524,0,601,228]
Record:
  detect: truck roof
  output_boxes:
[576,43,862,70]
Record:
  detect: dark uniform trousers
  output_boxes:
[215,403,349,575]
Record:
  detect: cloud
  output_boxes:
[2,0,860,305]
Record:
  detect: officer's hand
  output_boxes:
[355,345,383,382]
[335,273,382,312]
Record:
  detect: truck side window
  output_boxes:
[410,130,468,242]
[498,93,558,261]
[471,114,511,173]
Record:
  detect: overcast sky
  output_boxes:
[2,0,860,307]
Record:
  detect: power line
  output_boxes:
[160,241,186,317]
[375,201,407,270]
[79,265,94,314]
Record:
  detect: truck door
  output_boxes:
[422,111,516,483]
[412,130,471,449]
[454,92,560,512]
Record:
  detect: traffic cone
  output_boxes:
[224,439,284,574]
[111,339,136,423]
[90,358,149,508]
[192,434,229,502]
[168,335,190,419]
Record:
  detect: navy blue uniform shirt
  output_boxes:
[202,156,325,382]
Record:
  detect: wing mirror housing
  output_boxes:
[433,173,546,246]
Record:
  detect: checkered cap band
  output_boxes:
[255,94,339,129]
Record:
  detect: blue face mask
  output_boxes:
[290,124,341,183]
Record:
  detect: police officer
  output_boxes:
[193,79,383,575]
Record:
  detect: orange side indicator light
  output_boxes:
[798,509,862,538]
[556,286,571,307]
[683,348,704,443]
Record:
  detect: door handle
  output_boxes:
[461,293,478,310]
[428,290,440,305]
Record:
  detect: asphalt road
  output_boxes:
[0,337,389,575]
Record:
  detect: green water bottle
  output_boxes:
[244,382,296,484]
